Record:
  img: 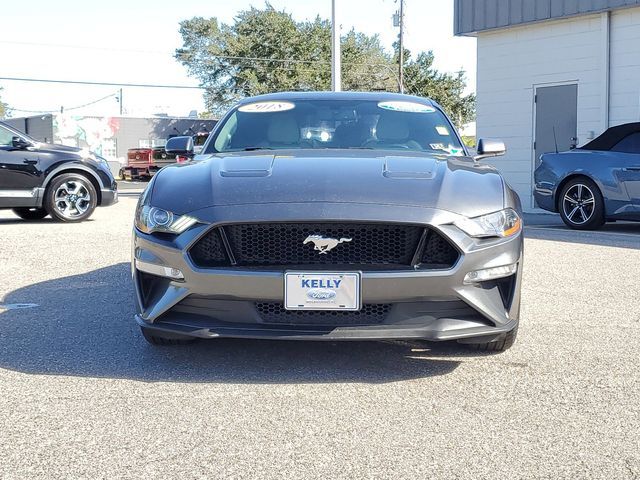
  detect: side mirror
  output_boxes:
[11,136,31,150]
[474,138,506,161]
[165,136,194,157]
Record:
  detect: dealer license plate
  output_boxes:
[284,272,361,311]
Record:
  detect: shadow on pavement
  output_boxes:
[0,217,96,225]
[525,221,640,249]
[0,263,468,383]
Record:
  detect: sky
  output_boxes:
[0,0,476,118]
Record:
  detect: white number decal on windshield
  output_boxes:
[377,101,436,113]
[238,101,296,113]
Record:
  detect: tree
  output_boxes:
[0,87,9,119]
[402,51,475,127]
[176,6,395,115]
[175,4,474,126]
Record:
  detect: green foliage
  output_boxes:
[461,136,476,148]
[0,87,9,119]
[403,51,475,128]
[175,4,474,125]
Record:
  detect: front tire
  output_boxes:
[45,173,98,222]
[558,177,605,230]
[462,326,518,352]
[140,326,196,346]
[12,207,48,220]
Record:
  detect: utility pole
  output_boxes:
[331,0,341,92]
[398,0,404,93]
[118,88,123,115]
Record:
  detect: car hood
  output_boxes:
[36,142,83,155]
[150,150,505,217]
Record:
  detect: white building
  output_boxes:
[455,0,640,210]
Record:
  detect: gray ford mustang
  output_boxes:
[132,92,523,352]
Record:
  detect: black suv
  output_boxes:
[0,121,117,222]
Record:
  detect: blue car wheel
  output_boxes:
[558,177,605,230]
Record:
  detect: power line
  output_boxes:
[0,40,394,68]
[0,77,203,89]
[11,91,120,114]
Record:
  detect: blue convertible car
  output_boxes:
[534,122,640,229]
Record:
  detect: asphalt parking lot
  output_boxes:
[0,197,639,479]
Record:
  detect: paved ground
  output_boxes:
[0,198,639,479]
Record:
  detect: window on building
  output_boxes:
[101,138,117,159]
[611,132,640,154]
[138,139,167,148]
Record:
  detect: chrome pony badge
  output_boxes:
[303,235,352,254]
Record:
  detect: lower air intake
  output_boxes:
[255,302,391,326]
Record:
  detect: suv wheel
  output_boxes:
[140,326,196,346]
[558,177,605,230]
[12,207,48,220]
[45,173,97,222]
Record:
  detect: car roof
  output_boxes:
[235,91,438,107]
[580,122,640,151]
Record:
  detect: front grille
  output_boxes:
[225,223,423,266]
[255,302,391,325]
[421,230,460,268]
[190,229,228,267]
[189,222,459,270]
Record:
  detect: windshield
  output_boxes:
[206,99,465,155]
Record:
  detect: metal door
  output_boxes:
[534,84,578,169]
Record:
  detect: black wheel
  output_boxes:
[140,326,196,346]
[45,173,97,223]
[12,207,49,220]
[558,177,605,230]
[463,326,518,353]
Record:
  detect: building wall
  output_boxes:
[475,8,640,210]
[51,116,216,160]
[609,7,640,125]
[455,0,640,35]
[6,114,217,172]
[4,115,54,142]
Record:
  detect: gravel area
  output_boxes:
[0,198,638,479]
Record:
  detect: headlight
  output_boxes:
[80,148,97,161]
[454,208,522,238]
[135,205,197,235]
[80,149,108,166]
[95,154,109,167]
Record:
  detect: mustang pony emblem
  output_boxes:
[303,235,352,254]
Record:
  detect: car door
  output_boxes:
[611,132,640,207]
[0,124,42,207]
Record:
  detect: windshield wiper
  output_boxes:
[240,147,274,151]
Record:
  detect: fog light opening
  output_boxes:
[464,263,517,285]
[135,259,184,280]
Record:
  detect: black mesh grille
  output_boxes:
[189,223,459,270]
[420,231,459,268]
[223,223,423,267]
[189,229,228,267]
[255,302,391,325]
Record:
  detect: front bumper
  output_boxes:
[131,204,523,342]
[100,187,118,206]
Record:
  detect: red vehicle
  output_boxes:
[122,147,179,180]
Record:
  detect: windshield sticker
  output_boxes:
[435,126,450,136]
[238,101,295,113]
[377,101,436,113]
[430,143,465,156]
